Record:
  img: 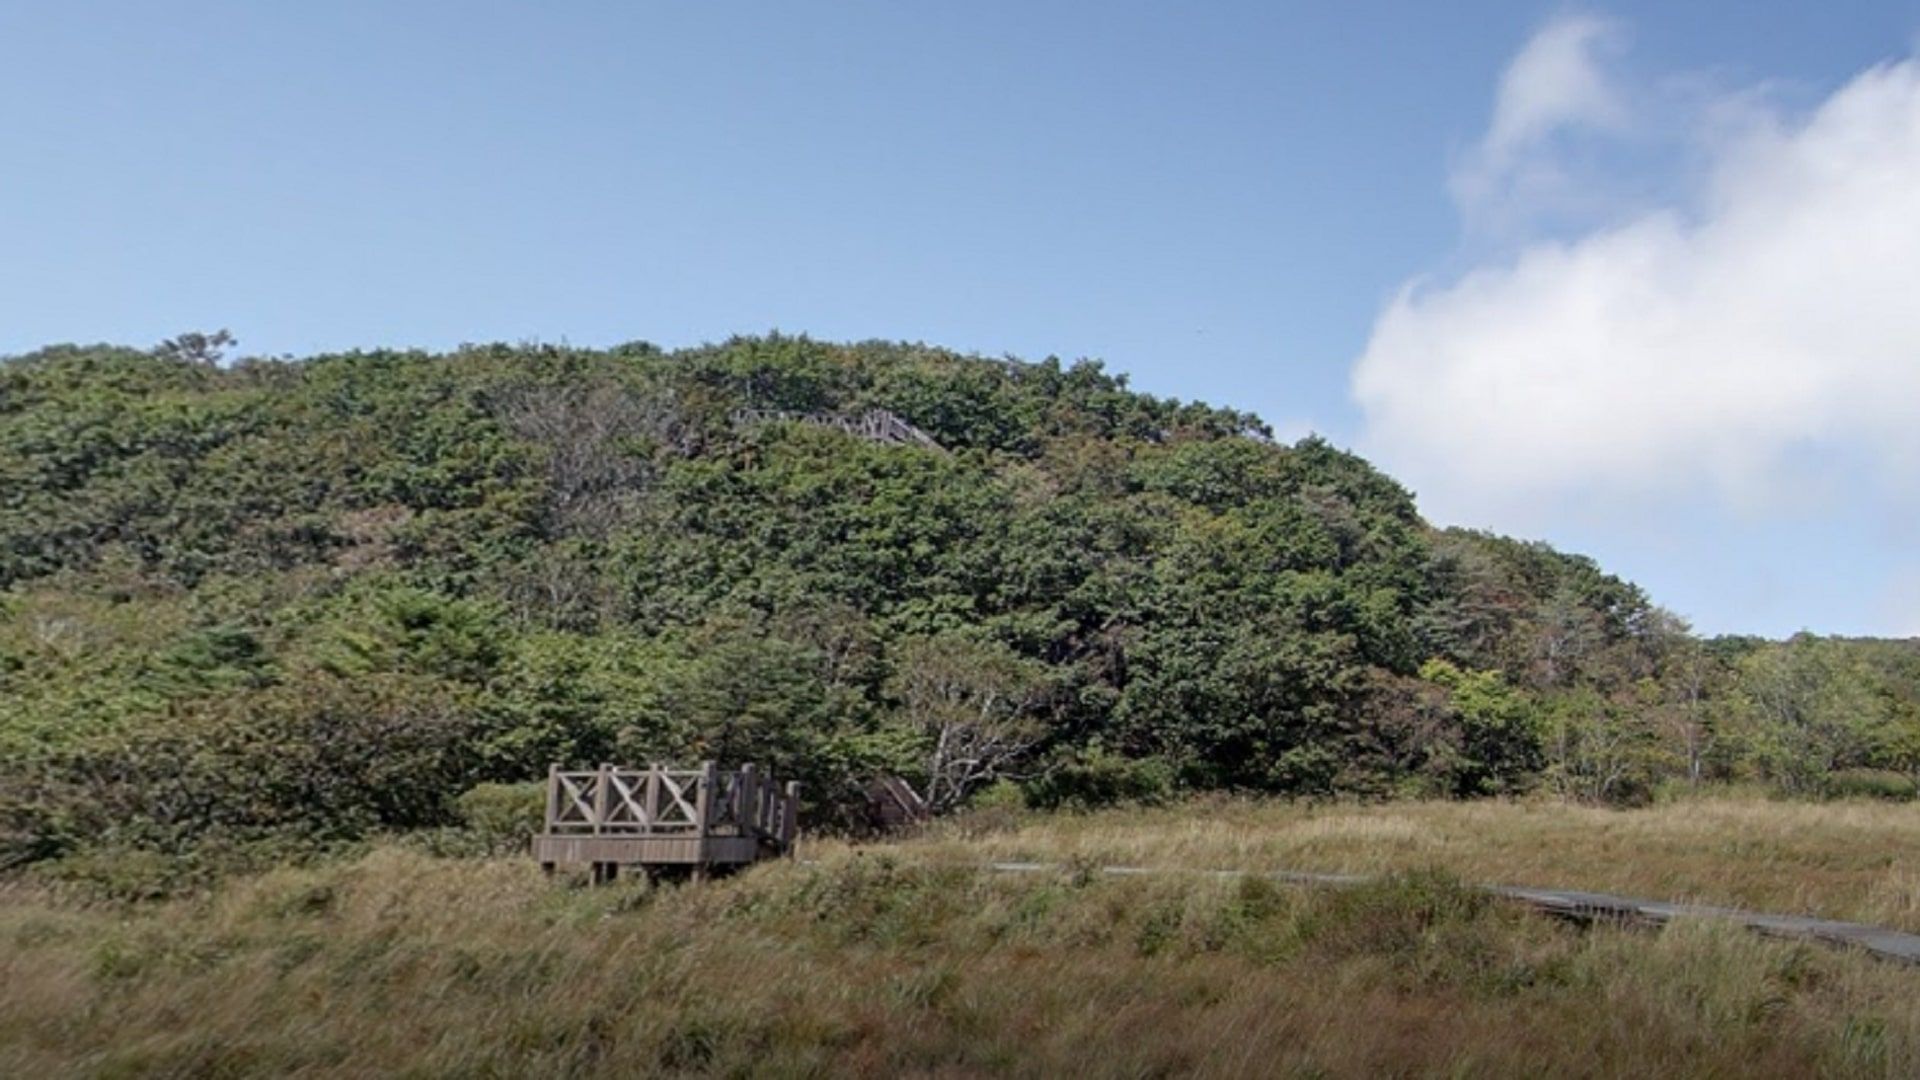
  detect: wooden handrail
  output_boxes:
[730,408,946,452]
[541,763,800,850]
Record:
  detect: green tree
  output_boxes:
[888,633,1049,810]
[1418,659,1543,796]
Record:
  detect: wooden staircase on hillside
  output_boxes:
[730,408,946,452]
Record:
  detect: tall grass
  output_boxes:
[911,791,1920,932]
[4,825,1920,1076]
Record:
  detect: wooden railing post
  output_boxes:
[593,763,612,836]
[694,760,717,838]
[544,764,560,832]
[781,780,800,853]
[738,763,758,838]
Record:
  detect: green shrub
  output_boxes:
[455,781,546,853]
[41,846,206,903]
[1823,768,1916,802]
[1296,869,1492,962]
[1601,771,1658,809]
[939,780,1028,839]
[1027,750,1176,810]
[0,794,72,871]
[968,780,1027,812]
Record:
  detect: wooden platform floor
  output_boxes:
[532,833,765,868]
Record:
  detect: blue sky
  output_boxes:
[3,2,1918,638]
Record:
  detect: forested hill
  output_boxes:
[4,335,1917,874]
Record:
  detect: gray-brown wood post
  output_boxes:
[739,763,758,837]
[544,764,560,833]
[694,760,716,835]
[781,781,800,854]
[694,760,717,870]
[645,763,661,829]
[771,767,782,834]
[593,763,612,836]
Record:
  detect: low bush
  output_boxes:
[1027,749,1177,810]
[1824,768,1917,802]
[455,781,546,853]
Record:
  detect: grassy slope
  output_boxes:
[4,797,1920,1077]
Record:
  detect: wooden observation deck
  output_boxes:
[533,762,799,882]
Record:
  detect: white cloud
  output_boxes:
[1486,15,1624,150]
[1450,14,1627,224]
[1354,27,1920,529]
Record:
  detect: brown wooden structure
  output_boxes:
[533,762,799,882]
[730,408,946,452]
[864,775,931,832]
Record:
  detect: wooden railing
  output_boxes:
[730,408,946,452]
[543,762,800,851]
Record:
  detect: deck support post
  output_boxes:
[695,760,717,829]
[782,781,801,855]
[739,762,758,836]
[694,759,717,862]
[544,764,560,836]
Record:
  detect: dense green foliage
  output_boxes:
[3,335,1917,872]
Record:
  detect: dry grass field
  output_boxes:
[908,791,1920,933]
[3,794,1919,1077]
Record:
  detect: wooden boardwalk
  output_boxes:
[533,762,798,882]
[973,861,1920,966]
[1490,883,1920,963]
